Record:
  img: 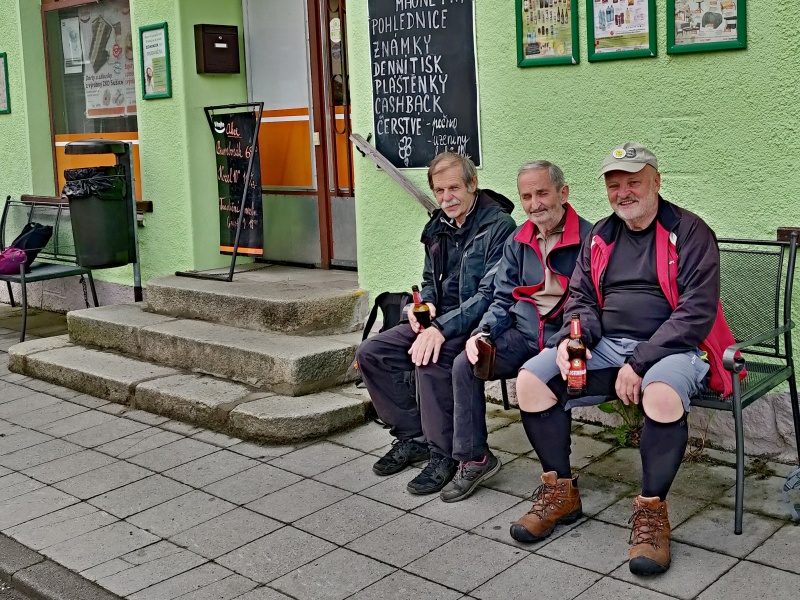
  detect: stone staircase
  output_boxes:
[7,265,372,443]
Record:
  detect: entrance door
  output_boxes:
[243,0,354,268]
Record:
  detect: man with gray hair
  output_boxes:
[440,161,591,502]
[357,151,516,496]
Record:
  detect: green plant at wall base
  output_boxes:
[598,400,644,447]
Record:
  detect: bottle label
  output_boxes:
[570,319,581,338]
[567,358,586,388]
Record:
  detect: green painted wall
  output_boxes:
[348,1,800,297]
[0,0,53,198]
[1,0,246,287]
[130,0,247,282]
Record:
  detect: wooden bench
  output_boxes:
[0,195,98,342]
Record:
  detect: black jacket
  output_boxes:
[478,203,592,351]
[419,189,517,339]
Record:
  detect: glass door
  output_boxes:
[42,0,142,199]
[320,0,356,267]
[243,0,355,268]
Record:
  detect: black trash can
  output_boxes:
[62,165,135,268]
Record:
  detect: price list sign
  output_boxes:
[368,0,481,169]
[210,111,264,256]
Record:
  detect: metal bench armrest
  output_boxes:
[722,322,794,372]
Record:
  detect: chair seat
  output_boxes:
[691,362,792,410]
[0,261,90,283]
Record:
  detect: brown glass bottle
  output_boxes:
[473,325,496,380]
[566,313,587,396]
[411,285,431,329]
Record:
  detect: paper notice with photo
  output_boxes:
[79,0,136,118]
[61,17,83,75]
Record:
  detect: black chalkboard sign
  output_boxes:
[210,111,264,256]
[368,0,481,169]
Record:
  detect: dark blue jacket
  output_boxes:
[477,203,592,351]
[419,189,516,340]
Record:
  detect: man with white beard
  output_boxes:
[356,152,516,495]
[509,142,735,577]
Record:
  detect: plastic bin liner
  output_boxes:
[62,166,126,201]
[62,164,134,269]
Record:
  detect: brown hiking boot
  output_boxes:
[629,495,671,575]
[509,471,582,543]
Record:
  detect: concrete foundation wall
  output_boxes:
[486,379,799,463]
[0,279,140,314]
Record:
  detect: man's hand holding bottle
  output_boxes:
[408,303,436,333]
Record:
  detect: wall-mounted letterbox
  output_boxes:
[194,24,240,74]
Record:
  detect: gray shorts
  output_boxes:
[520,337,709,412]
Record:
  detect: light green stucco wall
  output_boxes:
[0,0,53,198]
[1,0,246,287]
[130,0,247,281]
[348,1,800,297]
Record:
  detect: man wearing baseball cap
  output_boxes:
[508,141,737,576]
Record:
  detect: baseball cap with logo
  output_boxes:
[599,141,659,177]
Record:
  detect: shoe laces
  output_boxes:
[420,454,452,479]
[628,505,665,549]
[385,439,414,461]
[527,481,559,520]
[454,460,481,482]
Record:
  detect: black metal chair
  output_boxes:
[691,234,800,534]
[0,196,99,341]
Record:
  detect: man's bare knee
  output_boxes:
[516,369,558,412]
[642,382,684,423]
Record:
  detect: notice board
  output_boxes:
[368,0,481,169]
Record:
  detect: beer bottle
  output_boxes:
[473,325,496,380]
[411,285,431,329]
[567,313,587,396]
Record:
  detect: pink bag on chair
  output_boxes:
[0,247,28,275]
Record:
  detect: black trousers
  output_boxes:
[355,324,469,457]
[451,327,536,461]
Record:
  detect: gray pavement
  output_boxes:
[1,310,800,599]
[0,582,31,600]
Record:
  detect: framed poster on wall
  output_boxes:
[517,0,579,67]
[0,53,10,114]
[139,22,172,99]
[587,0,657,62]
[667,1,746,54]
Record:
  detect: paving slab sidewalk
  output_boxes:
[2,307,800,599]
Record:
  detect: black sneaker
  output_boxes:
[407,453,458,495]
[440,452,501,503]
[373,439,429,476]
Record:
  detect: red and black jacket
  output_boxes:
[477,203,592,351]
[555,197,742,396]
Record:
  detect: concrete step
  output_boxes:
[146,265,369,335]
[67,303,361,396]
[7,336,370,443]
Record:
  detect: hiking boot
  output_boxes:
[440,452,502,503]
[372,439,429,476]
[629,495,671,575]
[509,471,582,543]
[407,453,458,495]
